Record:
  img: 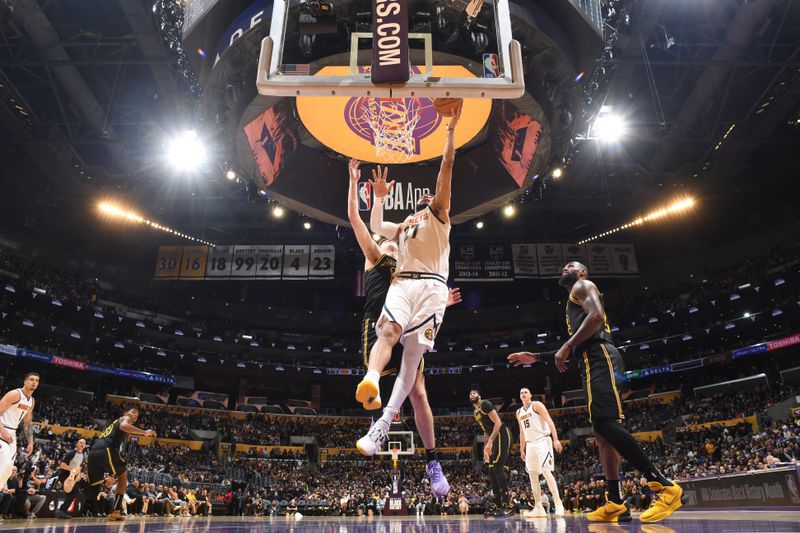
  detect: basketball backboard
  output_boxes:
[256,0,523,98]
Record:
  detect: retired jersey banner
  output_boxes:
[452,243,513,282]
[155,245,334,281]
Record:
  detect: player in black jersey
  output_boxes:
[348,159,458,496]
[469,390,514,517]
[85,406,156,521]
[508,262,683,524]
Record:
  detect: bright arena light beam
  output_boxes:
[166,129,207,172]
[97,201,214,246]
[577,196,696,245]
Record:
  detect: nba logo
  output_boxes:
[483,53,499,78]
[358,182,372,211]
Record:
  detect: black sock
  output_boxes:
[607,480,622,504]
[487,467,500,506]
[426,448,439,462]
[592,418,673,487]
[494,465,509,506]
[114,494,123,512]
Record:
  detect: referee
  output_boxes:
[85,406,156,521]
[470,390,513,517]
[54,438,86,518]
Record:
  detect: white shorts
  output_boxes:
[0,435,16,489]
[526,437,554,475]
[377,278,448,350]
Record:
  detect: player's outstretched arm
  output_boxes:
[430,102,462,224]
[120,417,157,438]
[347,159,382,265]
[23,398,34,454]
[369,165,400,239]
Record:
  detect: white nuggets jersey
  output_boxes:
[397,207,451,279]
[0,389,32,431]
[518,403,550,441]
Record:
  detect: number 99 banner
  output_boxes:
[155,245,335,281]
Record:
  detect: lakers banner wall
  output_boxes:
[511,243,639,278]
[154,245,335,280]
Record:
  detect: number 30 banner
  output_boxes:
[155,245,335,281]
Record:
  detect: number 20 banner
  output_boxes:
[155,245,335,281]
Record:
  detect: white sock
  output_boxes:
[364,369,380,383]
[543,470,562,506]
[377,345,424,427]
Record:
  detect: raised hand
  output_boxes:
[349,159,361,183]
[369,165,394,198]
[447,101,463,130]
[507,351,539,366]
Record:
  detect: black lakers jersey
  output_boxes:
[565,292,614,353]
[94,417,127,450]
[363,255,396,318]
[473,400,502,434]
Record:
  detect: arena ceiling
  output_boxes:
[0,0,798,259]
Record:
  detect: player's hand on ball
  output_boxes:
[507,352,538,366]
[369,165,394,198]
[447,101,463,129]
[348,159,361,183]
[555,343,571,373]
[553,439,563,454]
[446,287,462,307]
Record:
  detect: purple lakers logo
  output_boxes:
[344,97,442,156]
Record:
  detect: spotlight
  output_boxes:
[476,221,484,229]
[552,167,563,179]
[502,204,515,218]
[593,112,628,143]
[272,206,285,218]
[226,169,236,180]
[167,130,207,172]
[303,221,312,230]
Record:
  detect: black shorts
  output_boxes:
[488,425,513,469]
[579,342,626,423]
[87,447,126,485]
[361,316,424,377]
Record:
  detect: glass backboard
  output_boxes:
[257,0,523,98]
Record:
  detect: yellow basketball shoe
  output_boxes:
[640,481,683,523]
[587,493,630,522]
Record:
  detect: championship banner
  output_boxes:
[586,243,615,275]
[453,243,513,282]
[536,243,564,278]
[511,244,538,278]
[561,243,588,265]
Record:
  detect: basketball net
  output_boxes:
[363,97,421,163]
[390,447,400,470]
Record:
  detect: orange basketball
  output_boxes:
[433,98,463,117]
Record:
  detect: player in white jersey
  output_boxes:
[517,387,564,517]
[355,101,462,457]
[0,372,38,488]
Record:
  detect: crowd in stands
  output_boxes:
[1,242,797,383]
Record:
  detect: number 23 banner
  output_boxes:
[155,245,335,281]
